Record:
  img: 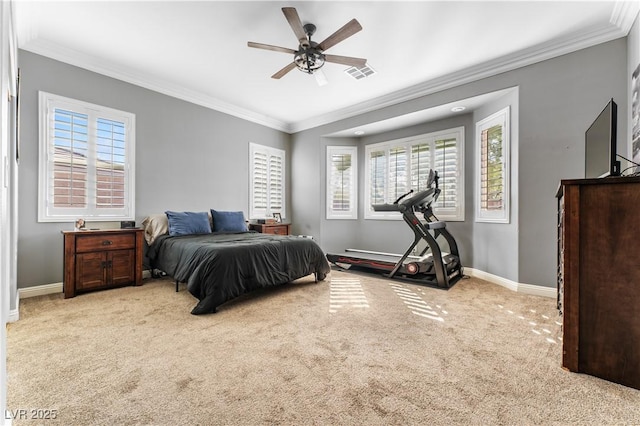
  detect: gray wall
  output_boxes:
[291,38,628,288]
[472,89,519,281]
[18,51,290,288]
[16,36,630,290]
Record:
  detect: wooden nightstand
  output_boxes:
[249,223,290,235]
[62,228,144,298]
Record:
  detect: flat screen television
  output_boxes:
[585,98,619,178]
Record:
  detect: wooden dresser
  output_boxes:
[62,228,144,298]
[249,223,290,235]
[556,177,640,390]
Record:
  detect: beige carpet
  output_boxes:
[7,270,640,425]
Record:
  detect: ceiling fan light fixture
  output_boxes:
[294,48,326,74]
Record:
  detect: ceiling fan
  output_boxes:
[247,7,366,85]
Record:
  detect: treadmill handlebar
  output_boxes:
[372,203,407,212]
[372,188,438,213]
[402,188,438,208]
[393,189,414,204]
[426,220,446,230]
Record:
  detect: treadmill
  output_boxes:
[326,170,463,289]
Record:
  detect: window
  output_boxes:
[326,146,358,219]
[38,92,135,222]
[249,143,285,220]
[476,106,510,223]
[364,127,465,221]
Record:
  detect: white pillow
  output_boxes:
[141,214,169,245]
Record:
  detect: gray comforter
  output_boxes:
[147,232,330,314]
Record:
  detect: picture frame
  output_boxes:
[75,218,86,231]
[273,213,282,223]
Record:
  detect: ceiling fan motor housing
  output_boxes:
[303,23,316,37]
[294,42,325,74]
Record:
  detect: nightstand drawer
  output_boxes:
[265,225,289,235]
[76,233,136,252]
[249,223,291,235]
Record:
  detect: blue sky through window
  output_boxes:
[53,109,125,165]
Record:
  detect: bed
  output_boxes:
[143,211,330,315]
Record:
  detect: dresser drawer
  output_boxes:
[76,233,136,252]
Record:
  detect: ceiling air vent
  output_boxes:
[344,64,376,80]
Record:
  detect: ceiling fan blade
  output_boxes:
[317,19,362,52]
[271,62,297,79]
[247,42,296,55]
[324,54,367,68]
[314,69,328,87]
[282,7,308,46]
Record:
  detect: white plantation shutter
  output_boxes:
[369,150,386,206]
[365,127,464,220]
[52,109,89,209]
[38,92,135,222]
[389,147,408,203]
[327,146,357,219]
[96,118,127,209]
[249,143,286,219]
[410,143,431,190]
[252,150,268,214]
[269,154,283,212]
[434,137,459,212]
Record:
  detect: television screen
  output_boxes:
[585,99,618,178]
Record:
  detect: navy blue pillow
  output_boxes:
[165,211,211,236]
[210,210,247,232]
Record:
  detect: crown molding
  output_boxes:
[20,2,637,136]
[21,39,292,133]
[611,0,640,33]
[290,22,629,133]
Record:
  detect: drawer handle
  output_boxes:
[102,240,113,246]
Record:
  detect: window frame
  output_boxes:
[326,145,358,220]
[249,142,286,220]
[475,106,510,223]
[364,127,465,221]
[38,91,136,222]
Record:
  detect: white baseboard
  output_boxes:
[19,282,63,299]
[464,267,556,299]
[8,291,20,323]
[9,282,64,323]
[15,270,152,301]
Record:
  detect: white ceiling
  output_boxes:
[13,1,640,134]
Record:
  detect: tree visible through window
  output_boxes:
[480,124,503,211]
